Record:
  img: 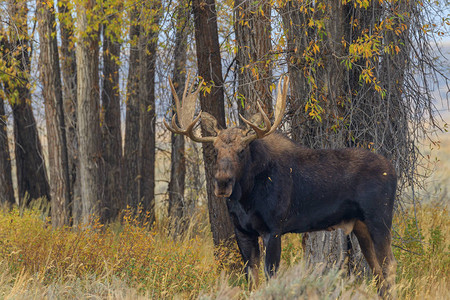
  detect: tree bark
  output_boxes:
[192,0,235,248]
[298,0,353,273]
[12,103,50,205]
[76,0,103,224]
[57,0,80,224]
[101,12,122,222]
[8,0,50,205]
[168,0,189,236]
[137,4,160,224]
[0,95,15,206]
[124,6,141,211]
[124,4,160,222]
[37,0,71,227]
[234,0,272,120]
[283,0,394,277]
[279,0,311,142]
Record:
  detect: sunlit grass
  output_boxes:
[393,201,450,299]
[0,196,448,299]
[0,206,218,299]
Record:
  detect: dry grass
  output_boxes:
[392,201,450,300]
[0,199,448,299]
[0,207,218,299]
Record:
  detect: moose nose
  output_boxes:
[217,178,231,189]
[214,178,234,198]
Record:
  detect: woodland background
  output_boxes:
[0,0,449,298]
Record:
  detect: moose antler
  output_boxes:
[241,76,289,143]
[163,72,216,143]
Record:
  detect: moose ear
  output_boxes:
[201,112,221,136]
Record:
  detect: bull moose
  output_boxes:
[164,75,397,298]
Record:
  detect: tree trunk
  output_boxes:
[283,0,400,277]
[101,13,122,222]
[185,141,203,214]
[8,0,50,206]
[234,0,272,120]
[0,96,15,206]
[279,0,311,142]
[57,0,80,225]
[124,6,141,211]
[76,0,103,224]
[192,0,235,248]
[301,0,353,272]
[12,103,51,205]
[137,6,160,224]
[168,0,189,236]
[378,0,410,165]
[37,0,71,227]
[124,4,160,221]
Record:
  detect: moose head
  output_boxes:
[164,74,289,198]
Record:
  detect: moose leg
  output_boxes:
[263,233,281,278]
[353,221,385,285]
[371,227,397,299]
[354,220,395,299]
[235,228,260,288]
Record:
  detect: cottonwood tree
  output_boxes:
[75,0,103,224]
[137,1,160,223]
[192,0,235,248]
[280,0,446,274]
[234,0,273,119]
[57,0,80,222]
[0,29,15,207]
[167,0,190,236]
[101,0,123,221]
[0,94,14,207]
[6,0,50,205]
[124,4,141,213]
[124,1,160,222]
[37,0,71,227]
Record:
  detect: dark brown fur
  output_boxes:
[211,130,396,298]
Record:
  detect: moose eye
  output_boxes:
[238,149,245,158]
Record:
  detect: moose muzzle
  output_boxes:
[214,177,235,198]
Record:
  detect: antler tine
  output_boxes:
[163,74,216,143]
[239,101,271,138]
[256,101,272,133]
[163,114,182,134]
[185,111,217,143]
[182,71,192,107]
[168,76,182,125]
[265,76,289,136]
[240,76,289,143]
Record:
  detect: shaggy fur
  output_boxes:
[212,130,396,297]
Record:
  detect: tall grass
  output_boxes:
[392,201,449,299]
[0,207,217,299]
[0,200,448,299]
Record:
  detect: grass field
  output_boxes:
[0,133,448,299]
[0,192,448,299]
